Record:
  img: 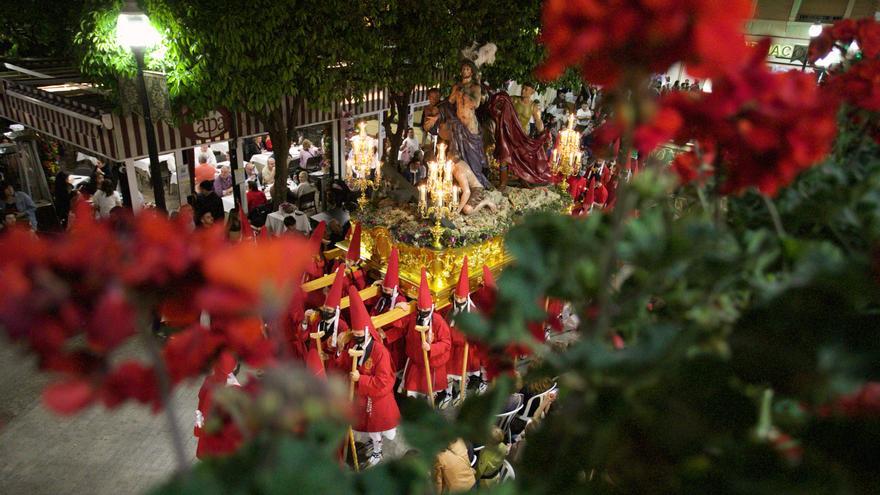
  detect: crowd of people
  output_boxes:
[189,222,564,490]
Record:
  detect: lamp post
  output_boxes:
[117,1,166,211]
[804,23,824,72]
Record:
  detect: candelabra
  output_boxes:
[551,114,581,192]
[345,122,381,209]
[418,143,460,248]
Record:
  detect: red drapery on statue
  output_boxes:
[488,92,554,184]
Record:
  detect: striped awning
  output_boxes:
[0,66,447,162]
[0,80,118,160]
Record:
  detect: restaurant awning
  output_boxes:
[0,60,436,163]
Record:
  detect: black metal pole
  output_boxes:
[228,112,242,208]
[132,47,166,211]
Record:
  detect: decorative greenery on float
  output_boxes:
[354,185,571,248]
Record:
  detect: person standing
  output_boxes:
[443,258,481,406]
[300,265,350,378]
[368,248,410,371]
[193,180,224,227]
[336,286,400,466]
[400,269,451,401]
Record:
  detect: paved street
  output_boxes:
[0,338,198,495]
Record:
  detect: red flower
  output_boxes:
[537,0,753,87]
[201,237,313,319]
[101,361,159,409]
[43,378,96,415]
[86,288,136,353]
[857,18,880,59]
[823,382,880,418]
[640,41,839,195]
[163,325,225,383]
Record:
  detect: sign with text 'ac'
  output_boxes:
[182,108,232,143]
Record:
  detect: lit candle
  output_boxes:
[444,161,452,181]
[452,185,459,206]
[437,194,443,209]
[375,160,382,181]
[419,185,426,207]
[551,148,558,164]
[438,143,446,163]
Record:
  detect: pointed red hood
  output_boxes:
[347,285,378,339]
[383,248,400,289]
[238,207,253,239]
[417,268,433,310]
[346,223,362,262]
[455,256,470,298]
[324,264,346,308]
[482,265,496,291]
[309,221,326,252]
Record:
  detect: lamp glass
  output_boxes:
[809,23,823,38]
[116,13,161,49]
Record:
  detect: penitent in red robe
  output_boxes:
[335,339,400,433]
[401,313,451,394]
[442,307,482,378]
[368,293,408,371]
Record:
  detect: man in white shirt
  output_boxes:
[197,144,218,165]
[398,128,421,165]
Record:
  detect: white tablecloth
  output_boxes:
[248,146,302,168]
[266,210,311,235]
[134,154,177,183]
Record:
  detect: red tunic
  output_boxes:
[402,313,451,394]
[194,375,242,459]
[335,339,400,432]
[368,293,408,371]
[442,307,482,377]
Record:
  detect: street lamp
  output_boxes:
[117,1,166,211]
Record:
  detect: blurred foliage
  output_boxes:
[454,110,880,493]
[0,0,87,58]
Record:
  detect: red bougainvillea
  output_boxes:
[810,18,880,142]
[0,210,314,416]
[626,41,839,195]
[537,0,753,86]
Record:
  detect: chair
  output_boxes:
[306,155,322,171]
[495,406,521,442]
[297,190,317,214]
[499,460,515,481]
[511,387,556,441]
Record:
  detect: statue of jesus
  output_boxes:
[445,60,491,188]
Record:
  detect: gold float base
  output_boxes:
[337,224,511,303]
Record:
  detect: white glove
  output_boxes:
[194,410,204,429]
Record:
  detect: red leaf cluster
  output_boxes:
[537,0,753,86]
[811,18,880,142]
[637,41,839,195]
[0,210,314,416]
[819,382,880,418]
